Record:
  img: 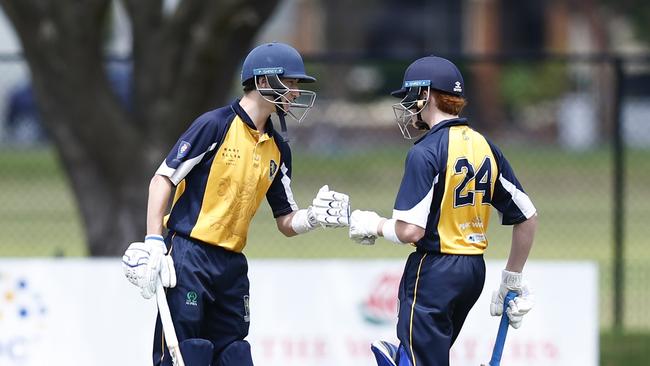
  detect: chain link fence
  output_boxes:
[0,54,649,331]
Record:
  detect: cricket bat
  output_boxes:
[482,291,518,366]
[156,278,185,366]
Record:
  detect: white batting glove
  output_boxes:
[505,284,534,329]
[310,185,350,228]
[349,210,383,245]
[147,235,176,291]
[122,241,150,287]
[489,270,534,328]
[122,235,176,299]
[355,236,377,245]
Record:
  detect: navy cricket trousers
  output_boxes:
[153,233,251,366]
[396,250,485,366]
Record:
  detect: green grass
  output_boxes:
[1,144,650,333]
[0,148,86,257]
[601,331,650,365]
[1,144,650,364]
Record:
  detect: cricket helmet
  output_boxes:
[391,56,465,139]
[239,42,317,125]
[241,42,316,85]
[391,56,464,98]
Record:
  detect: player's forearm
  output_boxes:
[146,175,174,236]
[276,211,299,237]
[505,214,538,272]
[377,219,424,244]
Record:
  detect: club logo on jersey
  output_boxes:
[269,160,278,180]
[185,291,198,306]
[177,141,191,160]
[453,81,463,93]
[243,295,250,322]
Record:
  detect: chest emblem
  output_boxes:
[269,160,278,180]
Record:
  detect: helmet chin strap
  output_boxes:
[414,91,430,130]
[255,75,290,142]
[275,105,290,142]
[413,111,429,131]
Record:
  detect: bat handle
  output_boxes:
[156,279,186,366]
[488,291,518,366]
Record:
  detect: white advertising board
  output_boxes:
[0,259,597,366]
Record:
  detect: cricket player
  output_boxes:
[122,42,350,366]
[349,56,538,366]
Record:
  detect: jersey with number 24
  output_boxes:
[393,118,536,254]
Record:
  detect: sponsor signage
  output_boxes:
[0,259,597,366]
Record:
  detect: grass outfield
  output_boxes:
[1,145,649,332]
[600,331,650,365]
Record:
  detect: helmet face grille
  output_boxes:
[391,85,430,140]
[255,74,317,124]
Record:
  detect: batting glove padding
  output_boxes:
[349,209,384,245]
[311,185,350,228]
[122,235,176,299]
[490,270,534,329]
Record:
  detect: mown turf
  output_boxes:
[1,144,649,332]
[600,331,650,365]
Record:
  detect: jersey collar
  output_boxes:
[414,117,468,145]
[231,99,276,136]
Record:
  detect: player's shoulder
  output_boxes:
[415,121,456,151]
[271,132,292,161]
[405,141,440,170]
[412,125,452,155]
[474,131,510,170]
[478,132,505,157]
[273,133,290,149]
[192,105,237,128]
[178,105,237,145]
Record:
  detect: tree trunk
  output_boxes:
[0,0,280,255]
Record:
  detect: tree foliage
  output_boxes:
[601,0,650,44]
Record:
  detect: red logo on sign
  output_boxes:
[360,272,401,325]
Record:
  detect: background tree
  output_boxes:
[0,0,280,255]
[601,0,650,43]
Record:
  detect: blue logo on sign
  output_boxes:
[177,141,191,159]
[0,273,49,363]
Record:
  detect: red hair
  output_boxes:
[431,90,467,115]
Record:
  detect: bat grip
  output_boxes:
[489,291,518,366]
[156,278,185,366]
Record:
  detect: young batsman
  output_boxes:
[122,42,350,365]
[349,56,538,366]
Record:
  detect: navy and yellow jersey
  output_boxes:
[155,100,298,253]
[393,118,536,255]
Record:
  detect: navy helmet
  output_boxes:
[390,56,464,139]
[240,42,317,127]
[241,42,316,85]
[391,56,464,98]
